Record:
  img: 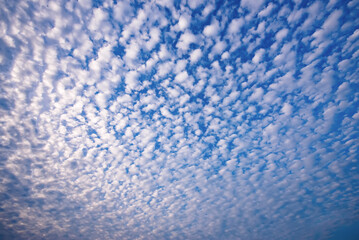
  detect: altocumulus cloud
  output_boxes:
[0,0,359,239]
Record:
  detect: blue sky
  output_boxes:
[0,0,358,239]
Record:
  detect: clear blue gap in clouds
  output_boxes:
[0,0,358,239]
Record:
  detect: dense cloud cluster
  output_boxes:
[0,0,358,239]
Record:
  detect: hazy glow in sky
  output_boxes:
[0,0,359,239]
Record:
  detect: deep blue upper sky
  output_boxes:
[0,0,358,239]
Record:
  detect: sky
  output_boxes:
[0,0,358,239]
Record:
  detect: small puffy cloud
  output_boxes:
[78,0,92,9]
[275,28,289,42]
[174,59,187,73]
[263,123,279,137]
[125,40,140,60]
[241,0,264,13]
[160,106,173,118]
[281,103,293,115]
[88,8,113,40]
[322,9,342,33]
[146,28,161,50]
[187,0,204,9]
[249,87,264,102]
[252,48,265,64]
[175,71,188,83]
[156,0,173,8]
[228,18,244,34]
[338,59,350,72]
[347,29,359,42]
[176,30,197,51]
[211,40,227,55]
[158,44,171,59]
[202,4,215,17]
[157,61,174,76]
[138,128,156,147]
[167,87,181,98]
[190,49,203,63]
[336,81,351,100]
[221,51,229,60]
[95,93,108,108]
[125,71,139,91]
[258,3,275,17]
[312,9,343,44]
[113,1,134,23]
[177,15,191,31]
[203,20,220,37]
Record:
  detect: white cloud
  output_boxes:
[146,28,161,50]
[203,20,220,37]
[258,3,275,17]
[241,0,264,13]
[125,71,139,91]
[336,81,351,100]
[249,87,264,102]
[177,15,191,31]
[174,59,187,73]
[157,61,174,77]
[263,123,279,137]
[167,87,181,98]
[95,92,108,108]
[78,0,92,9]
[211,40,227,55]
[158,44,170,60]
[312,9,343,44]
[89,8,108,32]
[322,9,343,32]
[228,18,244,34]
[175,71,188,83]
[120,8,147,42]
[190,48,203,63]
[347,29,359,42]
[113,1,134,23]
[156,0,173,8]
[252,48,265,64]
[176,30,197,51]
[160,106,173,119]
[281,103,293,116]
[125,40,140,60]
[275,28,289,42]
[202,4,215,17]
[187,0,204,9]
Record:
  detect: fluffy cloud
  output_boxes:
[113,1,134,23]
[176,30,197,51]
[190,48,203,63]
[203,19,220,37]
[125,71,139,92]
